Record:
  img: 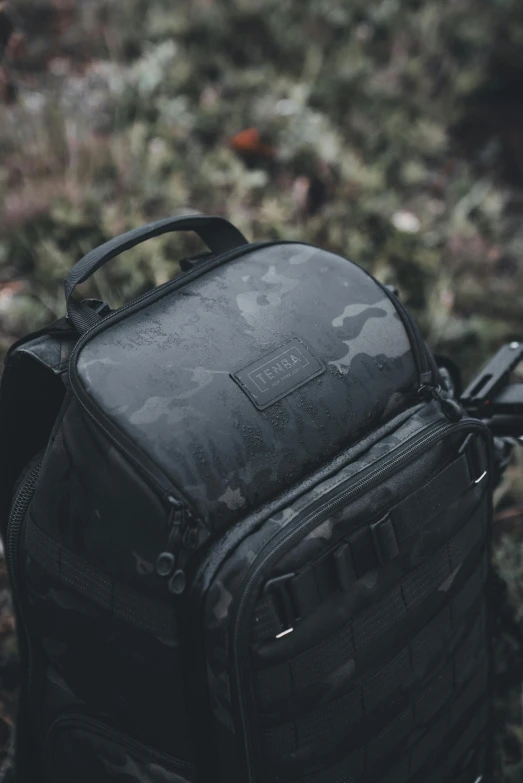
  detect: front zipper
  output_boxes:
[46,714,194,777]
[379,283,462,418]
[6,458,43,696]
[230,416,492,783]
[385,286,432,386]
[383,293,464,423]
[352,262,433,390]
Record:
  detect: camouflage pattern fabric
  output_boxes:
[75,243,417,532]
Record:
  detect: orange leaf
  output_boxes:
[230,128,275,159]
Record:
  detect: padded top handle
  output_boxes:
[64,214,248,333]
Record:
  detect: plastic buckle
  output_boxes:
[264,573,297,636]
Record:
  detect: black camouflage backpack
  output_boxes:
[0,214,493,783]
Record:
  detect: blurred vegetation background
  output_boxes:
[1,0,523,779]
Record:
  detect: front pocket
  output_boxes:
[232,419,491,782]
[45,714,194,783]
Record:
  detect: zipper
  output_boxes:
[303,445,457,576]
[155,496,200,595]
[370,277,467,422]
[46,714,194,776]
[383,293,464,422]
[418,383,463,422]
[230,416,491,783]
[375,281,433,388]
[333,259,454,413]
[6,458,43,696]
[377,277,462,420]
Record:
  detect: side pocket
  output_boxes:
[0,329,71,781]
[0,334,69,539]
[45,714,195,783]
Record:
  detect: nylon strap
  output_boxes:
[25,516,178,642]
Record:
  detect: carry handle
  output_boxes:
[64,214,248,332]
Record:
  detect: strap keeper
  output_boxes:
[333,542,355,590]
[349,526,380,578]
[290,566,321,618]
[264,573,297,631]
[371,515,399,564]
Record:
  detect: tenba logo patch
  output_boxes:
[232,338,325,410]
[249,349,306,391]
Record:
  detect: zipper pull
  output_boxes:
[418,384,463,422]
[156,496,199,596]
[169,509,200,596]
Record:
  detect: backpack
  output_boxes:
[0,214,493,783]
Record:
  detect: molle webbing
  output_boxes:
[303,697,489,783]
[254,448,479,642]
[25,516,178,642]
[283,664,488,783]
[256,503,487,712]
[259,578,486,731]
[262,603,487,762]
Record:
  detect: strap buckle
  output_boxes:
[264,573,297,636]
